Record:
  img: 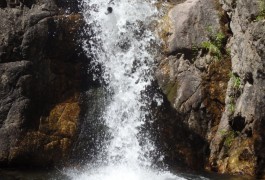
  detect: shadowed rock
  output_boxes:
[0,0,91,167]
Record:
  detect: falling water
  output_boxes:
[69,0,185,179]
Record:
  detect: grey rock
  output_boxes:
[166,0,220,53]
[158,0,265,174]
[208,0,265,176]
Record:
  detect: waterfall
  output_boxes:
[69,0,185,179]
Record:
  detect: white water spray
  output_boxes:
[69,0,185,179]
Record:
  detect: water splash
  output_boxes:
[69,0,185,179]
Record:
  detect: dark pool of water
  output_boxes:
[0,169,69,180]
[179,172,255,180]
[0,168,255,180]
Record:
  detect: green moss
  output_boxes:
[256,0,265,20]
[165,81,178,104]
[227,94,236,114]
[219,129,238,148]
[229,72,241,89]
[228,102,235,113]
[164,82,174,94]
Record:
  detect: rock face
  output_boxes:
[0,0,87,166]
[156,0,265,177]
[0,0,264,177]
[210,0,265,177]
[156,0,230,169]
[165,0,220,54]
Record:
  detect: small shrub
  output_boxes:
[201,41,222,59]
[233,76,241,89]
[229,72,241,89]
[201,29,226,60]
[215,32,226,48]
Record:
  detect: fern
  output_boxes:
[201,41,221,59]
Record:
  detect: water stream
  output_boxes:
[68,0,186,179]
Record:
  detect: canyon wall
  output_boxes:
[0,0,265,178]
[157,0,265,177]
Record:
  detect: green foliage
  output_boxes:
[227,73,242,114]
[228,102,235,113]
[228,94,236,113]
[201,28,226,60]
[233,76,241,89]
[219,129,238,148]
[215,32,226,49]
[224,131,236,147]
[257,0,265,20]
[201,41,222,59]
[229,72,241,89]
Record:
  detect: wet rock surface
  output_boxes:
[0,0,90,167]
[0,0,264,178]
[156,0,228,170]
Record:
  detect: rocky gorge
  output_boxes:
[0,0,264,179]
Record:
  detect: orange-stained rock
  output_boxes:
[0,0,87,167]
[7,95,80,166]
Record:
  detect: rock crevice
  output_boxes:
[157,0,265,177]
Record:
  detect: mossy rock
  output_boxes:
[165,81,178,105]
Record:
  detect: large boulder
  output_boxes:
[0,0,88,167]
[162,0,220,54]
